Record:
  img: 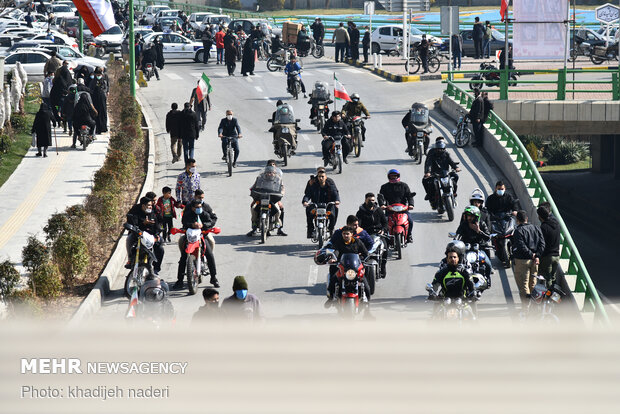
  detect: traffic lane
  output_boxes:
[98,58,519,322]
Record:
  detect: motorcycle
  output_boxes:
[524,275,565,324]
[310,37,324,58]
[569,41,594,62]
[253,192,282,244]
[590,43,618,65]
[405,102,432,164]
[447,234,492,295]
[171,226,221,295]
[311,100,330,132]
[77,124,93,150]
[364,234,388,295]
[308,202,335,248]
[430,167,458,221]
[385,203,411,260]
[324,134,345,173]
[332,252,369,319]
[287,70,302,99]
[268,110,299,167]
[452,109,473,148]
[144,62,154,81]
[345,115,367,158]
[266,47,297,72]
[469,62,518,90]
[123,223,157,299]
[490,212,517,268]
[128,277,175,328]
[426,283,478,322]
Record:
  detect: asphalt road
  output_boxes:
[96,55,523,325]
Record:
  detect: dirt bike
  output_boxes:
[123,223,157,299]
[171,226,221,295]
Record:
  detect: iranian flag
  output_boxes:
[500,0,509,22]
[71,0,115,37]
[334,74,351,101]
[196,73,213,102]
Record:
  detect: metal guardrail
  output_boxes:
[132,0,270,20]
[444,80,610,326]
[445,68,619,101]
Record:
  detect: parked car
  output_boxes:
[199,14,231,33]
[156,17,184,32]
[3,50,76,80]
[141,5,170,25]
[189,12,213,32]
[28,46,105,71]
[371,25,442,55]
[155,10,180,20]
[0,34,19,53]
[31,32,79,49]
[4,39,54,55]
[457,29,511,57]
[229,18,276,37]
[572,27,607,47]
[55,1,77,12]
[62,16,80,38]
[94,25,123,54]
[143,32,208,62]
[49,4,74,19]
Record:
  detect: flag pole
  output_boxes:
[333,72,337,112]
[129,0,136,97]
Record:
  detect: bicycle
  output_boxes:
[220,135,240,177]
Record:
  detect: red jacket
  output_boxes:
[215,31,225,49]
[156,196,178,219]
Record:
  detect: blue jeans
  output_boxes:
[452,50,461,69]
[221,136,239,163]
[217,48,224,63]
[335,43,346,62]
[483,39,491,58]
[182,138,195,163]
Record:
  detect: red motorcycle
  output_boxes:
[334,253,368,319]
[386,203,411,260]
[171,226,221,295]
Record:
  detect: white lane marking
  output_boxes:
[307,265,318,285]
[268,71,281,76]
[190,72,203,77]
[216,71,227,77]
[344,68,361,73]
[301,134,310,141]
[308,144,315,152]
[317,69,332,74]
[245,76,253,83]
[255,86,263,92]
[164,72,183,80]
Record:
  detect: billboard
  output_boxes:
[513,0,570,60]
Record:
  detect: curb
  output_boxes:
[331,56,474,83]
[68,95,155,327]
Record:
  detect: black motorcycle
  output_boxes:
[490,212,517,268]
[430,167,458,221]
[406,102,432,164]
[469,62,518,90]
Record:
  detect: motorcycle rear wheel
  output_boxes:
[312,45,324,58]
[590,55,605,65]
[186,254,198,295]
[416,143,423,165]
[266,57,280,72]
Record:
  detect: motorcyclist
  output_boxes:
[247,164,287,237]
[430,243,476,299]
[141,42,160,81]
[125,196,164,275]
[296,26,311,56]
[469,188,491,229]
[284,56,307,98]
[319,225,370,302]
[321,110,351,166]
[485,180,518,217]
[401,103,431,155]
[269,101,299,152]
[331,215,374,251]
[379,169,415,244]
[356,192,388,236]
[455,205,493,287]
[422,140,460,208]
[302,168,340,238]
[174,199,220,290]
[341,92,370,144]
[308,81,333,122]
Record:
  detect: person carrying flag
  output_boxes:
[190,78,212,132]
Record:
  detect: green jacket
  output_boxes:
[342,101,369,117]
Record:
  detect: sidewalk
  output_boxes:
[0,127,109,272]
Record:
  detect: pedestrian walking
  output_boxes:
[362,26,371,63]
[201,29,213,64]
[154,35,165,70]
[61,85,75,135]
[31,103,56,157]
[217,110,242,167]
[190,81,212,131]
[166,103,182,163]
[90,75,108,133]
[349,23,360,61]
[468,88,484,147]
[419,34,429,73]
[224,29,237,76]
[451,32,463,69]
[332,22,350,63]
[537,204,561,286]
[179,103,200,163]
[483,21,492,59]
[240,35,256,76]
[155,186,177,243]
[346,21,353,58]
[215,26,225,64]
[43,50,62,76]
[512,210,546,301]
[221,276,262,322]
[473,16,484,59]
[192,288,221,323]
[310,17,324,45]
[41,71,53,108]
[175,158,201,206]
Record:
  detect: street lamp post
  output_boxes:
[129,0,135,97]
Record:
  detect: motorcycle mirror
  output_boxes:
[295,119,300,122]
[490,233,498,238]
[451,129,457,136]
[448,232,457,238]
[267,119,272,122]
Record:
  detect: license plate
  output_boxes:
[417,132,424,137]
[261,199,270,206]
[316,208,326,215]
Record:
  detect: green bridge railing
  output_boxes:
[444,80,609,325]
[133,0,270,20]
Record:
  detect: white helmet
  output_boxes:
[470,188,485,203]
[351,93,360,101]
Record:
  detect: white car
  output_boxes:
[31,32,79,49]
[49,4,74,19]
[3,50,76,80]
[141,5,170,25]
[29,46,106,71]
[371,25,442,55]
[94,25,123,52]
[155,10,180,20]
[143,32,209,62]
[55,1,77,12]
[199,14,231,33]
[189,12,213,32]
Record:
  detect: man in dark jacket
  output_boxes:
[349,23,360,61]
[190,81,212,131]
[166,103,182,163]
[174,199,219,290]
[321,110,350,165]
[472,16,484,59]
[537,204,560,286]
[141,42,160,80]
[302,168,340,237]
[422,140,460,206]
[469,88,484,146]
[512,210,546,300]
[217,109,242,166]
[201,30,213,64]
[418,34,429,73]
[455,205,493,286]
[356,192,387,235]
[482,91,494,124]
[362,26,371,63]
[31,103,56,157]
[431,246,475,299]
[125,197,165,275]
[379,169,415,244]
[221,276,262,322]
[324,226,370,301]
[179,102,200,163]
[310,18,325,45]
[485,180,518,217]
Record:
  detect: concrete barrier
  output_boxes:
[69,96,155,326]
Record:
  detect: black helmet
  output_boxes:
[445,240,466,258]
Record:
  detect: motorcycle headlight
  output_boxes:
[440,177,450,186]
[446,308,459,319]
[281,127,289,133]
[466,252,478,263]
[345,269,357,281]
[416,132,424,137]
[551,292,562,303]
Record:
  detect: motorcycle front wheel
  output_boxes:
[186,254,198,295]
[337,153,343,174]
[260,217,268,244]
[590,54,605,65]
[282,143,288,166]
[124,269,141,299]
[317,226,325,248]
[312,45,324,58]
[343,297,356,319]
[354,134,361,157]
[266,57,280,72]
[365,266,376,295]
[444,195,454,222]
[416,142,423,165]
[95,47,105,58]
[469,75,483,91]
[455,128,472,148]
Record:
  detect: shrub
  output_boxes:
[52,233,89,286]
[545,138,588,165]
[0,260,21,298]
[22,236,49,273]
[86,189,121,233]
[30,262,63,298]
[43,213,71,244]
[93,165,121,193]
[109,130,135,153]
[105,149,137,185]
[10,112,28,132]
[0,134,12,154]
[526,141,538,162]
[222,0,241,9]
[258,0,285,10]
[8,288,42,317]
[519,134,545,149]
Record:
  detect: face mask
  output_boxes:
[189,167,196,174]
[226,115,233,120]
[145,208,152,214]
[366,202,374,208]
[496,189,505,196]
[96,75,102,80]
[388,177,400,184]
[195,207,203,214]
[90,74,94,79]
[235,289,248,300]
